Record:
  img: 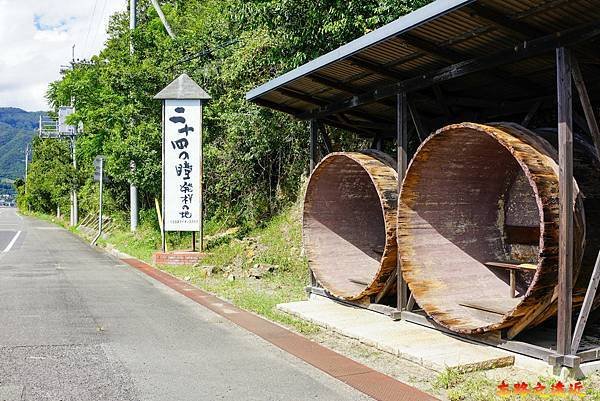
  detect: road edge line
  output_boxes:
[2,230,21,253]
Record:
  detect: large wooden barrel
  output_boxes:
[398,122,586,335]
[303,151,398,300]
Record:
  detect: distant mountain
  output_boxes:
[0,108,45,182]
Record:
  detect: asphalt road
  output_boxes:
[0,208,371,401]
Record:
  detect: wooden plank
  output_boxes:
[397,92,408,311]
[571,251,600,354]
[370,136,383,150]
[556,47,574,356]
[406,293,416,312]
[349,278,370,286]
[433,85,451,117]
[507,292,555,340]
[408,100,426,142]
[319,123,334,154]
[459,302,506,315]
[310,119,319,172]
[572,56,600,160]
[510,270,516,298]
[521,100,542,127]
[484,262,537,271]
[505,225,540,245]
[309,119,319,287]
[374,269,396,304]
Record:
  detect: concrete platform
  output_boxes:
[278,297,549,374]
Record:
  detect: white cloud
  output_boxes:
[0,0,126,111]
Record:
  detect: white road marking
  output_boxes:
[2,231,21,253]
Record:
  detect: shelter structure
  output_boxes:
[246,0,600,369]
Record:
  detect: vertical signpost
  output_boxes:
[154,74,210,264]
[91,156,105,246]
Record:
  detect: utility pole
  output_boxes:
[71,135,78,226]
[24,143,30,194]
[129,0,139,232]
[129,0,136,53]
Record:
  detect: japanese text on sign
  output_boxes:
[164,99,202,231]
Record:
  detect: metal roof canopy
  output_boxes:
[246,0,600,370]
[246,0,600,139]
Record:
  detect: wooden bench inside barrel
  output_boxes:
[455,225,540,317]
[484,262,537,298]
[485,224,540,298]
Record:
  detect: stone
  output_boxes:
[197,265,216,276]
[248,263,278,279]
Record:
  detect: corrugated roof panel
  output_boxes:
[246,0,476,100]
[246,0,600,137]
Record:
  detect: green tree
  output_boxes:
[22,137,75,214]
[36,0,430,227]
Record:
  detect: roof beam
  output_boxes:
[402,34,463,64]
[297,21,600,120]
[467,3,545,38]
[277,87,392,125]
[278,87,328,106]
[308,72,446,117]
[254,98,303,116]
[402,33,544,95]
[308,74,362,94]
[326,115,392,137]
[349,56,408,80]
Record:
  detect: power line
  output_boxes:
[90,0,109,53]
[83,0,100,56]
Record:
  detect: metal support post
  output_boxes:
[130,161,138,231]
[397,92,408,311]
[556,47,574,357]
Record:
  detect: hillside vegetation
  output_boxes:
[19,0,430,231]
[0,108,43,182]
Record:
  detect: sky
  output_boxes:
[0,0,126,111]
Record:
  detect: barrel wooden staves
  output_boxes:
[303,151,398,301]
[398,122,588,336]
